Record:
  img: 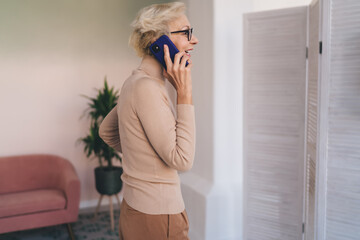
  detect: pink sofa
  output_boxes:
[0,154,80,239]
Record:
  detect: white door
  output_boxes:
[316,0,360,239]
[243,6,307,240]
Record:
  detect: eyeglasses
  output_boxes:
[170,28,193,41]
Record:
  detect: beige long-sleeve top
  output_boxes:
[99,55,195,214]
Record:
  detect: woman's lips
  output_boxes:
[185,49,193,57]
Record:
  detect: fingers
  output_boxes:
[173,51,185,66]
[162,49,192,93]
[180,55,190,69]
[163,45,172,70]
[186,58,193,69]
[164,44,191,70]
[163,45,192,81]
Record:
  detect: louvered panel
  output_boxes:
[325,0,360,239]
[305,1,319,239]
[243,7,307,240]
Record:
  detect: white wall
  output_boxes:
[181,0,250,238]
[0,0,169,208]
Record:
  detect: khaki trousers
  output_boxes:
[119,200,190,240]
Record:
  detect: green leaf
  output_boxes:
[78,76,122,166]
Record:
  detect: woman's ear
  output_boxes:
[150,37,157,44]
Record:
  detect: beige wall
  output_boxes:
[0,0,169,208]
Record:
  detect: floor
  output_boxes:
[0,206,120,240]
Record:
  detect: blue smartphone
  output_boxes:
[149,35,188,71]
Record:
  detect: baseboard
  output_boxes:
[181,172,243,240]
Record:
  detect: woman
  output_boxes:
[99,2,199,239]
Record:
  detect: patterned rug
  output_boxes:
[0,210,120,240]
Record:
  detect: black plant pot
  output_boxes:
[94,166,123,195]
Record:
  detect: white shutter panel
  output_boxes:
[320,0,360,239]
[305,0,320,239]
[243,7,307,240]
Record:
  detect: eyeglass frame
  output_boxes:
[170,28,193,41]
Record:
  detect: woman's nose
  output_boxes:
[191,34,199,45]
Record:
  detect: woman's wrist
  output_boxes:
[177,93,193,105]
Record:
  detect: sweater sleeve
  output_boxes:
[99,106,122,153]
[134,79,195,171]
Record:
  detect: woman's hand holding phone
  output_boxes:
[163,44,193,105]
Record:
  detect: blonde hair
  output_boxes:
[129,2,186,57]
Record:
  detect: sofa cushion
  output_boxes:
[0,189,66,218]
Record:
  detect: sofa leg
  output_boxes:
[66,223,75,240]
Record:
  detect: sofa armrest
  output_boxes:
[56,160,80,214]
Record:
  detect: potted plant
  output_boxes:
[79,77,122,195]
